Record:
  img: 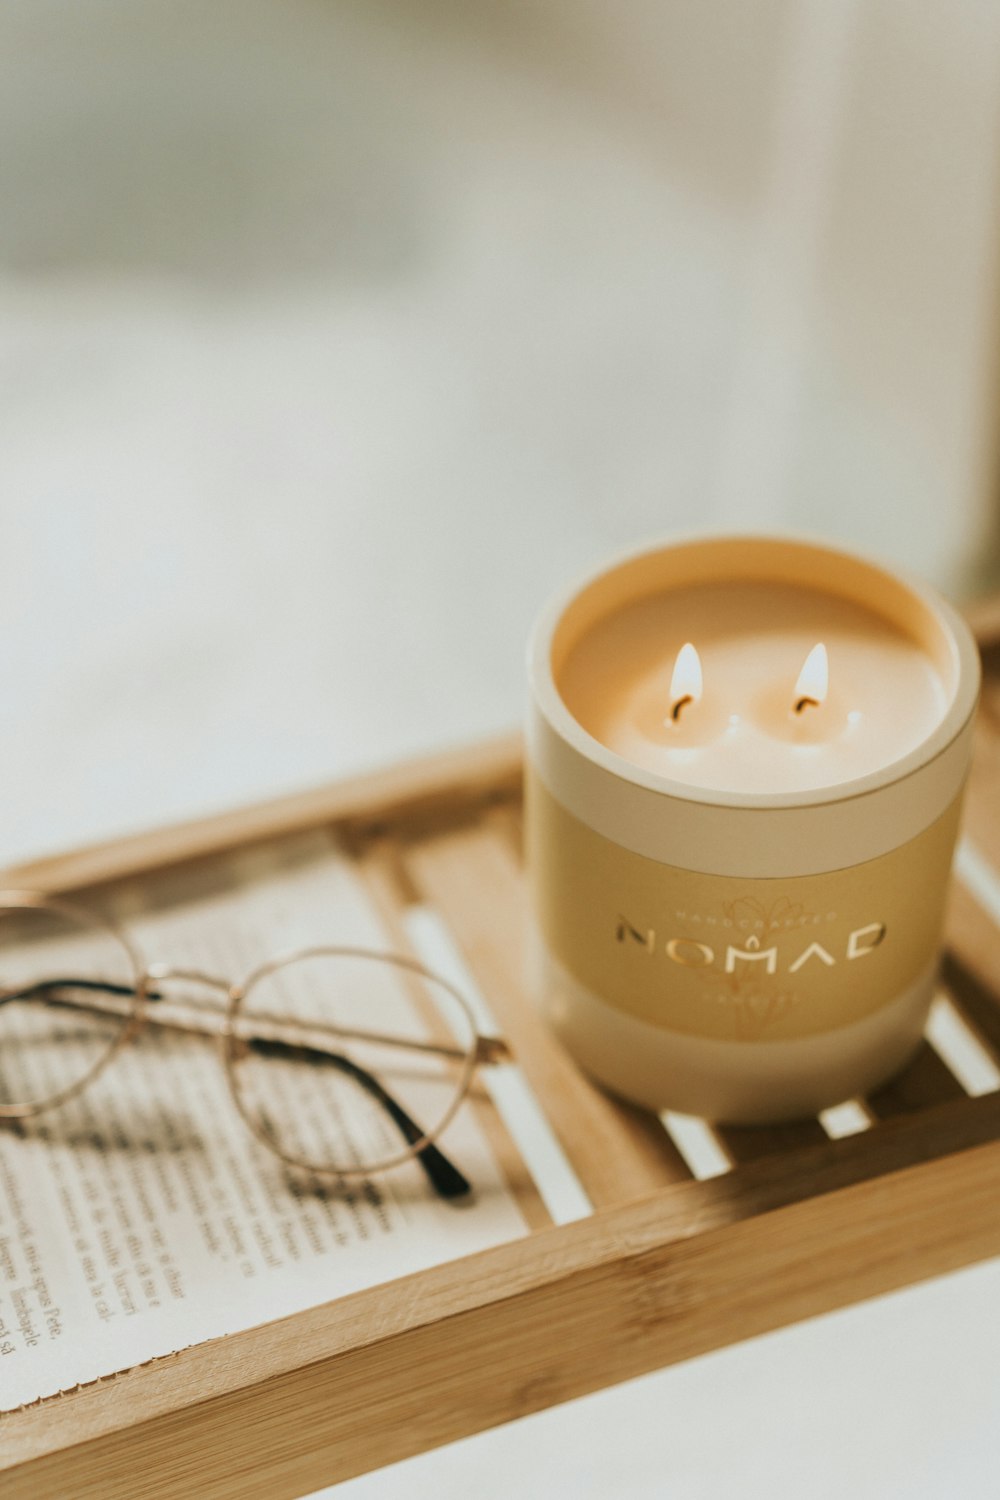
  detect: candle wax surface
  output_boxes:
[557,580,948,794]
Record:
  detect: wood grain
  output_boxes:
[5,1104,1000,1500]
[355,836,551,1232]
[963,594,1000,647]
[0,733,522,896]
[866,1040,966,1119]
[406,822,692,1207]
[965,728,1000,871]
[945,877,1000,1060]
[715,1116,830,1165]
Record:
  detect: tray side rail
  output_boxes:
[3,1118,1000,1500]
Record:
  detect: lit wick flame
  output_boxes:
[669,642,703,723]
[794,643,828,714]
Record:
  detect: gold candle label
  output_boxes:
[527,771,962,1042]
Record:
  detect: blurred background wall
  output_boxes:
[2,0,999,859]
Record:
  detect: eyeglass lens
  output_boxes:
[227,948,478,1178]
[0,900,139,1111]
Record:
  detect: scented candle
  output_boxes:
[526,536,980,1122]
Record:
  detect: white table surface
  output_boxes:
[328,1256,1000,1500]
[4,4,1000,1494]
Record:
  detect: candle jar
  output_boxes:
[526,536,980,1123]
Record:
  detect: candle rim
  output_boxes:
[528,531,980,813]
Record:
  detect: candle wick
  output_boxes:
[794,696,820,714]
[671,695,694,723]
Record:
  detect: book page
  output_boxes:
[0,835,529,1410]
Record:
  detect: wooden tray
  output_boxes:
[5,605,1000,1500]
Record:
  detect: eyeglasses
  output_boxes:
[0,889,509,1200]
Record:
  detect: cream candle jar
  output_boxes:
[526,536,980,1123]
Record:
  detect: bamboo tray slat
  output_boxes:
[5,606,1000,1500]
[406,822,692,1201]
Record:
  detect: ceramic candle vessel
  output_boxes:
[526,536,980,1123]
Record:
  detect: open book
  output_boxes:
[0,834,529,1410]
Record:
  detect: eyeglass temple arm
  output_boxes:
[0,978,508,1068]
[0,979,472,1200]
[0,978,148,1005]
[0,980,507,1066]
[244,1037,471,1199]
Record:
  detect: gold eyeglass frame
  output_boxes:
[0,889,509,1195]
